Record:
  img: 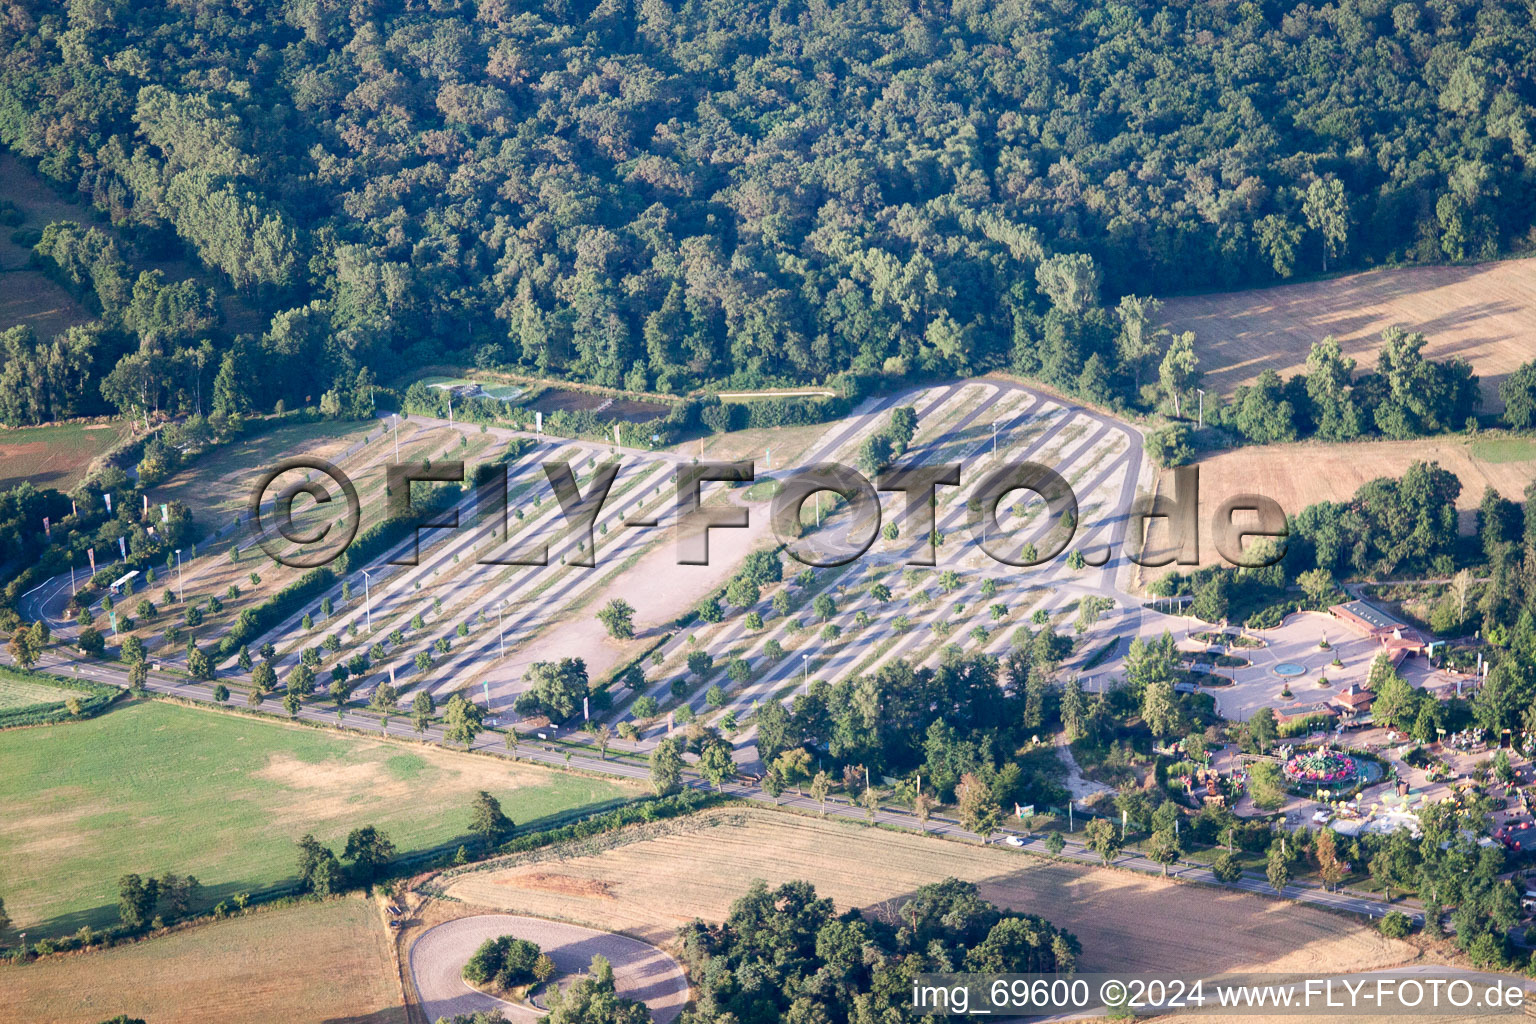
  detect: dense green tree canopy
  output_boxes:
[3,0,1534,408]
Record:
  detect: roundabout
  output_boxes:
[409,913,689,1023]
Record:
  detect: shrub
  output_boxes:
[1147,423,1194,467]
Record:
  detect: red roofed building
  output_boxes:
[1331,685,1375,715]
[1329,599,1432,657]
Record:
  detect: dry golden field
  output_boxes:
[1161,258,1536,413]
[0,896,404,1024]
[1148,436,1536,566]
[440,809,1410,976]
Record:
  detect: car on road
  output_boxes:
[1003,835,1025,847]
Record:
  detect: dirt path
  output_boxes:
[408,913,688,1023]
[1055,731,1115,803]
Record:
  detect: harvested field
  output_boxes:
[0,270,91,341]
[0,420,129,491]
[440,809,1410,976]
[1149,436,1536,563]
[0,895,404,1024]
[1161,258,1536,413]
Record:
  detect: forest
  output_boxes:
[3,0,1536,422]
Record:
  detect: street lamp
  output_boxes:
[392,413,400,462]
[359,568,374,633]
[496,599,507,659]
[174,548,185,603]
[1196,388,1206,430]
[802,652,809,693]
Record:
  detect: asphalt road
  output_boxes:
[409,914,688,1023]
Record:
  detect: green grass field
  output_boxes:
[1470,437,1536,464]
[0,701,640,937]
[0,669,77,711]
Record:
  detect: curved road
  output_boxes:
[409,914,689,1023]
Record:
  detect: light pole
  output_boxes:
[1196,388,1205,430]
[174,548,185,603]
[496,600,507,659]
[802,652,809,693]
[359,568,374,633]
[392,414,400,462]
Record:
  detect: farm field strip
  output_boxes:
[0,896,405,1024]
[439,809,1406,975]
[1149,435,1536,565]
[1161,257,1536,413]
[0,420,130,493]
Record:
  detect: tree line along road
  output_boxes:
[4,641,1421,928]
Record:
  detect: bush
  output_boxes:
[1378,911,1412,939]
[1147,424,1194,468]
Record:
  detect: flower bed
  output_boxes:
[1283,749,1357,784]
